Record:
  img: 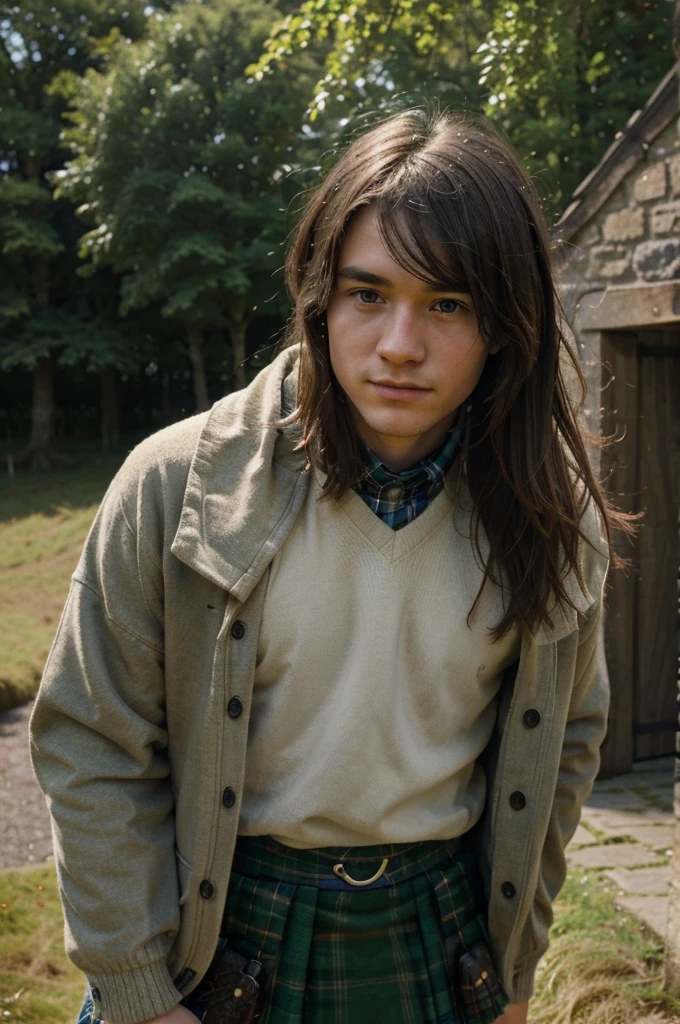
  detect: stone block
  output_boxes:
[580,808,648,833]
[568,824,599,847]
[651,201,680,236]
[576,221,601,247]
[567,843,658,870]
[585,790,650,812]
[601,257,632,279]
[602,825,674,851]
[615,895,668,938]
[634,162,667,202]
[613,771,673,789]
[603,207,645,242]
[642,808,675,824]
[590,245,630,279]
[633,239,680,281]
[605,866,672,896]
[670,153,680,197]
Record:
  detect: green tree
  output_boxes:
[471,0,675,216]
[0,0,148,467]
[251,0,676,220]
[58,0,315,410]
[250,0,495,130]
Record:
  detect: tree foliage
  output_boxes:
[0,0,148,350]
[0,0,149,464]
[473,0,675,213]
[251,0,676,219]
[57,0,317,402]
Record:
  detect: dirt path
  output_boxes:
[0,701,54,870]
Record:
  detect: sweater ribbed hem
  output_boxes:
[510,959,538,1002]
[87,957,181,1024]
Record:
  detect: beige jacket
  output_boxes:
[30,344,610,1024]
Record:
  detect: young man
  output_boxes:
[31,109,626,1024]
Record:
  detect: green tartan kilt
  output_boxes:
[205,833,508,1024]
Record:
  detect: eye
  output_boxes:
[352,288,383,304]
[433,298,463,314]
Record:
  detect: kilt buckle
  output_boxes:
[332,857,389,887]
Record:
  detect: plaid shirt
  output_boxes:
[355,404,468,530]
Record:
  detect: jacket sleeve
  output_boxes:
[513,589,610,1001]
[29,470,183,1024]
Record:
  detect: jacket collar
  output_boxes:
[171,345,309,603]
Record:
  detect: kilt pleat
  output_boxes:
[207,836,508,1024]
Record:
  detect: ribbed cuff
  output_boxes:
[509,958,538,1002]
[88,956,181,1024]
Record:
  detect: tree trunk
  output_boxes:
[187,325,209,412]
[15,253,66,468]
[227,311,248,392]
[100,366,119,452]
[15,356,60,470]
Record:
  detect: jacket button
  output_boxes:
[509,790,526,811]
[523,708,541,728]
[501,881,516,899]
[227,696,243,718]
[199,880,215,899]
[222,787,236,808]
[231,620,246,640]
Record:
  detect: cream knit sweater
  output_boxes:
[238,466,521,848]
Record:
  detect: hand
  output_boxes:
[102,1005,199,1024]
[495,1000,529,1023]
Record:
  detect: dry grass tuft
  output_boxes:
[531,934,668,1024]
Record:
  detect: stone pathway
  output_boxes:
[567,755,676,938]
[0,701,54,871]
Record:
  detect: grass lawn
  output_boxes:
[0,864,85,1023]
[1,862,679,1023]
[0,451,126,712]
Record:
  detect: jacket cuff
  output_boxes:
[509,958,539,1002]
[88,958,181,1024]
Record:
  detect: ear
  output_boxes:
[487,339,501,355]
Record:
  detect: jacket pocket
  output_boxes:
[175,847,193,907]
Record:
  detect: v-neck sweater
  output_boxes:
[238,465,521,849]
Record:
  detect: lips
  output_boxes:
[370,381,431,400]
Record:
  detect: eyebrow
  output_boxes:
[336,265,469,295]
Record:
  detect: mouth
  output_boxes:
[370,381,432,400]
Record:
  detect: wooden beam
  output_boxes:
[578,282,680,332]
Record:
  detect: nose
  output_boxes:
[374,305,426,364]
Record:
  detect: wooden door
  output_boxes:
[600,329,680,774]
[634,330,680,759]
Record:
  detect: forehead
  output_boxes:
[335,202,467,293]
[339,205,384,254]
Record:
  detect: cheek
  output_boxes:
[327,318,367,383]
[327,332,352,389]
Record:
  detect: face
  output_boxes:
[326,204,498,472]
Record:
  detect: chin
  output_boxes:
[359,413,431,440]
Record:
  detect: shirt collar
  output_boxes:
[359,402,469,497]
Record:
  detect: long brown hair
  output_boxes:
[279,108,636,642]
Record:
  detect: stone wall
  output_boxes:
[558,117,680,443]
